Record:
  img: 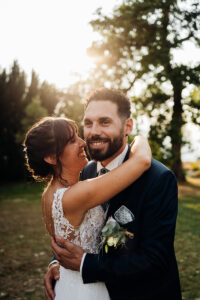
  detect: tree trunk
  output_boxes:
[170,82,186,182]
[162,7,185,181]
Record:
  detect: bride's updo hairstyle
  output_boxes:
[23,117,77,183]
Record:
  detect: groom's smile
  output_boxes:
[90,141,107,147]
[87,137,110,149]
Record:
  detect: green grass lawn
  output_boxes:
[176,179,200,300]
[0,182,50,300]
[0,180,200,299]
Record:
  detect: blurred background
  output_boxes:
[0,0,199,299]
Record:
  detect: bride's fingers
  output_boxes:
[130,137,136,147]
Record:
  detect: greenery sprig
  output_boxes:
[101,217,134,253]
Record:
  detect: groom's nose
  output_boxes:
[89,123,101,136]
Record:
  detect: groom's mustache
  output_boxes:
[86,136,110,143]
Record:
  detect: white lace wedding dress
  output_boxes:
[52,188,110,300]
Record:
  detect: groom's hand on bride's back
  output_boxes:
[51,236,84,271]
[44,262,60,300]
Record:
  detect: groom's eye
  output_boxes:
[100,118,111,125]
[84,120,92,127]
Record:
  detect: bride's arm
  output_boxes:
[62,136,151,214]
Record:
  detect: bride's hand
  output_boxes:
[129,136,152,166]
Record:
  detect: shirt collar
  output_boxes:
[97,144,128,173]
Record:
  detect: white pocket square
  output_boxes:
[114,205,135,224]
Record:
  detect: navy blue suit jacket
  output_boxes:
[81,150,182,300]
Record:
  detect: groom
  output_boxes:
[44,88,182,300]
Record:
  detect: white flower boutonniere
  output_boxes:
[101,217,134,253]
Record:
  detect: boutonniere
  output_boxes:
[101,217,134,253]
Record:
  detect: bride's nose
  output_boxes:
[79,137,86,147]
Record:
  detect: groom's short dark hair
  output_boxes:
[85,87,131,120]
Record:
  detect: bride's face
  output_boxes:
[59,133,88,172]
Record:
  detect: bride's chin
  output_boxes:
[81,158,88,169]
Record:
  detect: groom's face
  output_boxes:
[83,100,127,164]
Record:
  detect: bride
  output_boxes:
[23,116,151,300]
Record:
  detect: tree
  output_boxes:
[25,70,39,105]
[189,86,200,125]
[0,60,85,181]
[16,97,48,143]
[39,81,60,115]
[88,0,200,181]
[56,85,84,136]
[0,61,26,181]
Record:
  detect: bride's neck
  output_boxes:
[53,167,80,188]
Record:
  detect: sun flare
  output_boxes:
[0,0,116,87]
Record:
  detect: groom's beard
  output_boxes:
[86,130,124,162]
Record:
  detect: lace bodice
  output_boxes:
[52,188,105,254]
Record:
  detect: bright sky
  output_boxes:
[0,0,199,161]
[0,0,120,87]
[0,0,199,88]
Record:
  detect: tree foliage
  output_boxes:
[39,81,60,115]
[88,0,200,181]
[57,92,84,136]
[0,61,27,180]
[25,70,39,105]
[0,61,85,181]
[16,97,48,144]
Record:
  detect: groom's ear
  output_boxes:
[44,155,57,165]
[124,118,133,136]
